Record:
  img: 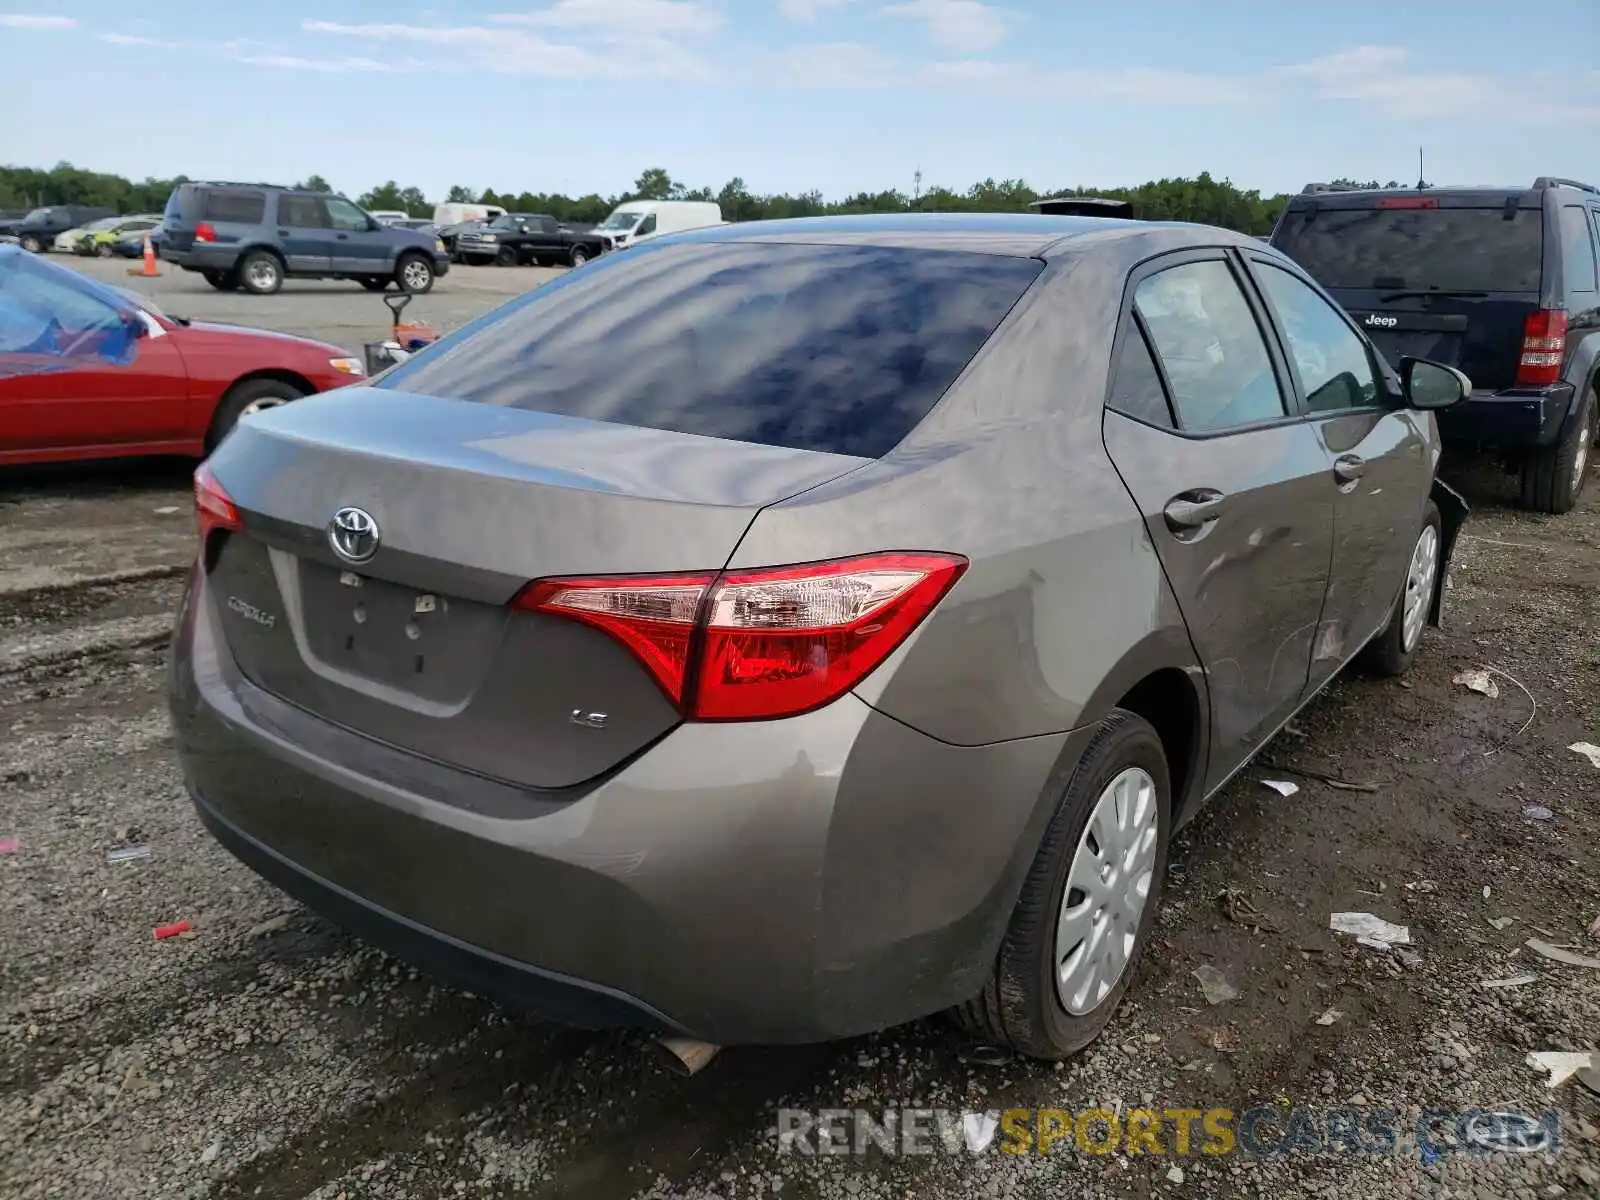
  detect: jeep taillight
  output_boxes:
[514,552,969,721]
[1516,309,1567,388]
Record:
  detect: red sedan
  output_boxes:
[0,245,365,466]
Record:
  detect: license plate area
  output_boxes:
[297,559,505,701]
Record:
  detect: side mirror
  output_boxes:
[121,310,147,339]
[1400,357,1470,410]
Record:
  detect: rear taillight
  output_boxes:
[1516,309,1568,388]
[194,221,216,243]
[515,551,968,721]
[193,462,241,543]
[1377,196,1439,209]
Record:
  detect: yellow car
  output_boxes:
[75,215,161,257]
[54,216,124,254]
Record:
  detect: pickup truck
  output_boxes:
[453,213,608,268]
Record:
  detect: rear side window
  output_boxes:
[1135,260,1286,432]
[278,195,324,229]
[381,242,1043,458]
[1273,205,1542,292]
[1106,322,1174,428]
[200,189,266,225]
[1559,205,1597,293]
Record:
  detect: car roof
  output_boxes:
[673,211,1257,259]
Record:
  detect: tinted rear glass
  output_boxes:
[200,189,266,224]
[1273,205,1542,292]
[381,241,1042,458]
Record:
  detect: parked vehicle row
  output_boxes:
[170,211,1478,1066]
[0,203,118,253]
[453,212,607,267]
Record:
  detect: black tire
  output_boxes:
[203,269,240,292]
[237,250,284,295]
[495,245,518,267]
[1519,393,1595,514]
[205,377,309,453]
[569,244,589,267]
[1358,500,1442,678]
[395,253,435,294]
[96,243,115,258]
[952,709,1171,1060]
[20,235,43,254]
[360,277,389,292]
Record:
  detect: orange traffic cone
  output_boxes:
[127,231,161,278]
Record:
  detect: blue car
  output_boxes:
[159,182,450,296]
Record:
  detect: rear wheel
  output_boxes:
[203,269,241,292]
[569,245,589,267]
[1520,393,1595,514]
[1358,500,1442,677]
[952,709,1170,1059]
[96,243,114,258]
[395,253,435,294]
[238,250,284,295]
[206,378,309,453]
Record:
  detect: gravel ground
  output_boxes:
[2,269,1598,1198]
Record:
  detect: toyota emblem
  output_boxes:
[328,506,380,564]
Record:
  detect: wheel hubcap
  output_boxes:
[248,261,277,290]
[403,262,429,289]
[1574,433,1590,495]
[1401,523,1438,653]
[1055,766,1160,1016]
[239,397,288,418]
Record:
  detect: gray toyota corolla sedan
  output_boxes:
[171,212,1470,1059]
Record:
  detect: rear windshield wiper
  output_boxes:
[1378,288,1489,302]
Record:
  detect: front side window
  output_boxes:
[324,198,370,232]
[0,261,134,361]
[1254,262,1383,412]
[1134,260,1286,432]
[382,241,1042,458]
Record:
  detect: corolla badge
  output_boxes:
[328,506,381,564]
[226,596,276,629]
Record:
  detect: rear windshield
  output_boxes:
[380,241,1042,458]
[1273,205,1542,293]
[199,189,266,225]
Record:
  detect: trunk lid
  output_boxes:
[203,388,869,790]
[1324,291,1536,391]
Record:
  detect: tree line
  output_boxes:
[0,162,1410,236]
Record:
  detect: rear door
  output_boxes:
[273,194,332,274]
[1272,196,1543,390]
[1244,253,1433,687]
[1100,251,1335,789]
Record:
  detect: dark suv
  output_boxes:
[1271,177,1600,513]
[0,204,118,253]
[159,183,450,296]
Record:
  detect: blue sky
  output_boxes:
[2,0,1597,203]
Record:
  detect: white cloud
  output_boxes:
[763,40,902,87]
[234,53,405,73]
[301,15,712,80]
[777,0,856,22]
[882,0,1009,53]
[98,32,174,47]
[1278,45,1514,119]
[0,13,78,29]
[488,0,722,37]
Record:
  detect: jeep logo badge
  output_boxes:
[1364,314,1398,329]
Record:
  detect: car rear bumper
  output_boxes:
[170,565,1078,1044]
[1438,384,1575,449]
[161,245,239,271]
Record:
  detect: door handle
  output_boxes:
[336,233,349,240]
[1333,454,1366,486]
[276,229,290,237]
[1162,489,1227,533]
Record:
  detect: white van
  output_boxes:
[367,210,411,225]
[596,200,724,250]
[431,202,507,228]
